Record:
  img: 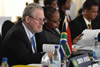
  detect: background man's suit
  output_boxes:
[36,23,60,46]
[69,14,100,40]
[1,21,45,66]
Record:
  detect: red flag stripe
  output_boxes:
[67,25,72,53]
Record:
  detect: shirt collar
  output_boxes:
[22,22,34,41]
[83,16,92,26]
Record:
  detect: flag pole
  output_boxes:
[60,16,72,66]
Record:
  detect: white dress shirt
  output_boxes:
[56,28,60,34]
[83,17,92,29]
[22,22,37,53]
[22,22,50,63]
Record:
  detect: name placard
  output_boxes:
[70,53,91,67]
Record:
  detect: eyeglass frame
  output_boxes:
[29,16,46,23]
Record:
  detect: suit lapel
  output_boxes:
[17,22,32,52]
[81,15,88,29]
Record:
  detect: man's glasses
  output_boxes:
[29,16,46,23]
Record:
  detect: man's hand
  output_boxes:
[48,52,53,61]
[72,48,77,52]
[73,34,83,44]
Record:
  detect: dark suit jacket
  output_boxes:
[1,21,45,66]
[36,23,60,46]
[58,9,65,32]
[0,35,2,64]
[69,14,100,40]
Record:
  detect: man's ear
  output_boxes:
[83,10,86,14]
[84,9,89,15]
[25,16,30,23]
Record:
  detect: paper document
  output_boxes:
[76,29,100,46]
[43,44,60,52]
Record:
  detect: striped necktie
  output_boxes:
[88,24,92,29]
[32,36,37,53]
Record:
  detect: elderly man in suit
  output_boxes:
[1,3,52,66]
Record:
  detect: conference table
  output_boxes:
[12,45,100,67]
[27,45,100,67]
[28,63,100,67]
[72,45,100,67]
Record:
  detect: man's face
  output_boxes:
[64,0,71,10]
[47,11,60,29]
[28,9,44,33]
[86,6,98,20]
[50,1,58,8]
